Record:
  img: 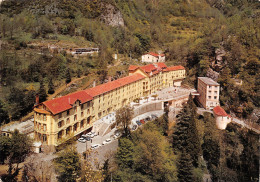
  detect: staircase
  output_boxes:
[97,123,111,136]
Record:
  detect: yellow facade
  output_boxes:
[34,64,186,146]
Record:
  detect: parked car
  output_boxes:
[145,116,151,121]
[81,135,91,141]
[82,134,87,138]
[140,120,145,124]
[132,125,138,131]
[102,138,112,145]
[91,131,98,136]
[78,138,87,143]
[136,120,142,126]
[113,132,121,139]
[91,144,101,149]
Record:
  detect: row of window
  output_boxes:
[208,86,218,89]
[58,101,91,119]
[35,113,47,121]
[57,119,91,139]
[35,122,47,132]
[58,115,92,128]
[208,96,218,100]
[208,90,218,94]
[36,132,47,142]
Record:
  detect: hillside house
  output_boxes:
[141,52,165,63]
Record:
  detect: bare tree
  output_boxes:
[116,106,133,137]
[23,155,55,182]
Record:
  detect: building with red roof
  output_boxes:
[34,62,186,146]
[141,52,165,63]
[156,62,167,69]
[165,65,185,72]
[213,106,232,130]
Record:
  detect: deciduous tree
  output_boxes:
[0,130,32,181]
[0,100,9,125]
[116,106,133,137]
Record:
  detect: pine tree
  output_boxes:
[54,147,81,182]
[172,95,201,166]
[48,78,55,94]
[187,94,197,116]
[39,81,47,103]
[116,138,134,168]
[177,150,193,182]
[77,68,81,78]
[159,105,169,136]
[65,69,71,84]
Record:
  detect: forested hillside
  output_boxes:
[0,1,259,182]
[0,0,259,123]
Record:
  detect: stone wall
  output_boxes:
[134,102,163,117]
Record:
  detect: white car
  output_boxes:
[90,131,98,137]
[78,138,87,143]
[82,134,88,138]
[102,138,112,145]
[91,144,101,149]
[89,134,95,138]
[113,132,121,139]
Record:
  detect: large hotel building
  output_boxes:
[34,63,186,146]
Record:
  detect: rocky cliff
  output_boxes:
[100,3,124,27]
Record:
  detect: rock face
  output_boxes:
[100,4,124,27]
[207,46,227,81]
[206,68,219,81]
[211,47,226,72]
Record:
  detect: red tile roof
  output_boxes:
[165,65,185,71]
[34,108,51,115]
[40,74,145,115]
[129,65,139,71]
[213,106,231,117]
[85,80,120,97]
[43,90,93,115]
[145,52,165,57]
[155,62,167,69]
[85,73,145,97]
[140,64,157,73]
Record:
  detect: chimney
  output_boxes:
[108,76,112,82]
[35,94,39,105]
[93,80,96,87]
[68,97,71,104]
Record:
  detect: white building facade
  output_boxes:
[197,77,220,110]
[141,52,165,63]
